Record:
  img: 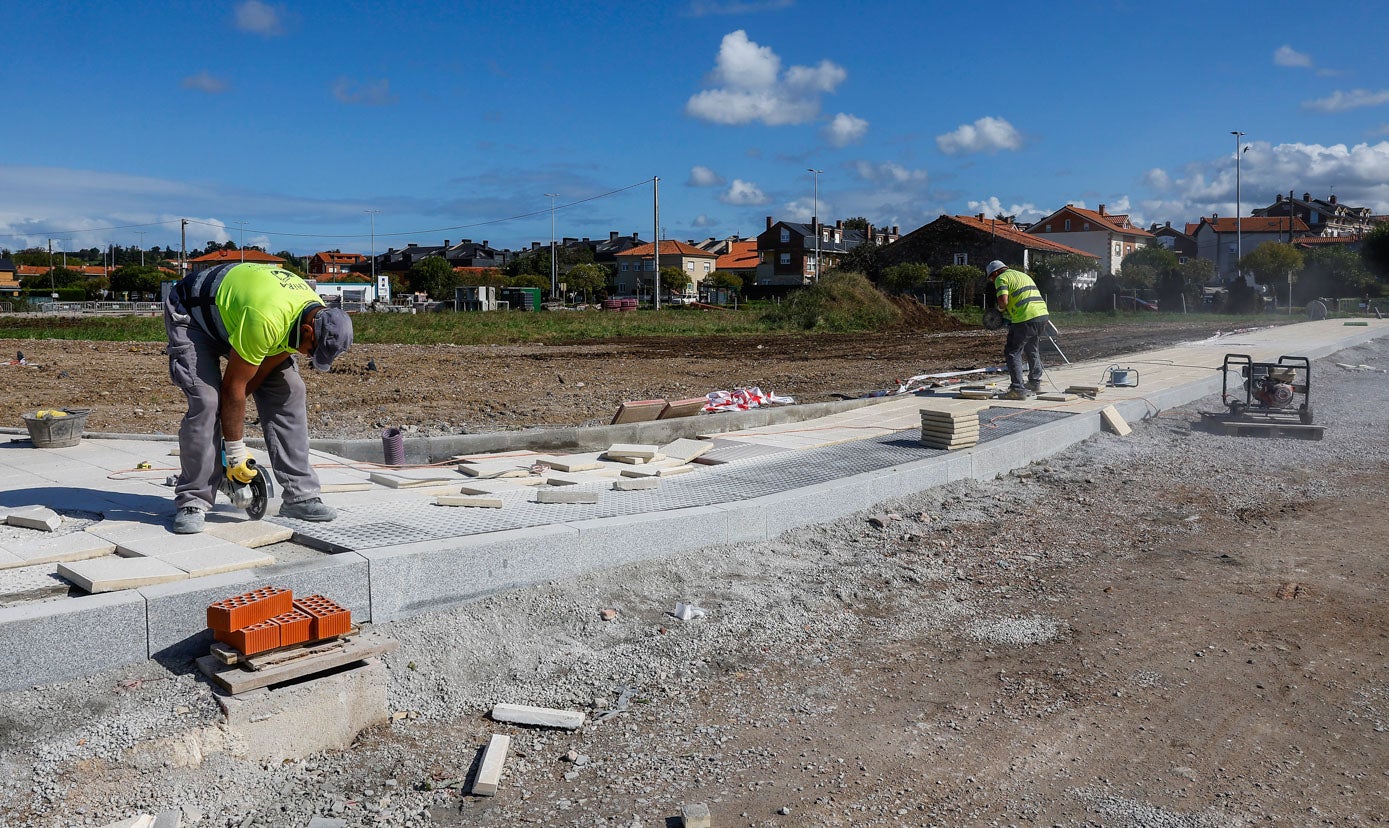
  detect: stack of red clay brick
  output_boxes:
[207,586,351,656]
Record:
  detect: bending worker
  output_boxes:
[985,260,1050,401]
[164,261,353,534]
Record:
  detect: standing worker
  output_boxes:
[985,260,1050,400]
[164,261,353,534]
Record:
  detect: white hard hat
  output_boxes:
[985,260,1007,276]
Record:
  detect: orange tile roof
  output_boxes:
[1197,217,1310,234]
[16,264,111,277]
[313,251,365,263]
[715,240,759,270]
[616,240,717,258]
[189,249,285,263]
[950,215,1099,258]
[1292,234,1361,246]
[1059,206,1154,237]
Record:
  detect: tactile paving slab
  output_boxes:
[277,408,1070,552]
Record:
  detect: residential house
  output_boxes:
[1292,235,1366,254]
[188,249,285,274]
[881,214,1099,287]
[1252,192,1375,237]
[515,231,646,269]
[1027,204,1154,275]
[313,274,376,305]
[753,217,898,287]
[308,251,366,278]
[1147,222,1198,263]
[714,240,759,283]
[612,241,718,297]
[1189,215,1311,283]
[0,258,18,297]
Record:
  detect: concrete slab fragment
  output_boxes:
[535,489,599,504]
[472,733,511,796]
[7,531,117,565]
[435,495,503,508]
[490,703,584,729]
[612,477,659,491]
[58,556,189,593]
[542,453,604,473]
[1100,405,1133,436]
[459,479,540,495]
[659,438,712,463]
[6,506,62,532]
[455,460,531,479]
[605,443,660,459]
[159,544,275,578]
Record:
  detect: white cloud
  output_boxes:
[851,161,927,184]
[181,71,228,95]
[233,1,284,36]
[692,214,719,228]
[1303,89,1389,113]
[332,78,398,106]
[823,113,868,147]
[1143,168,1172,191]
[719,179,771,206]
[935,116,1023,155]
[685,30,847,126]
[781,196,819,222]
[687,0,794,15]
[1274,45,1312,68]
[1151,140,1389,222]
[687,165,726,187]
[965,197,1045,222]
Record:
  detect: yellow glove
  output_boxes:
[226,457,259,484]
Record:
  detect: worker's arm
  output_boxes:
[994,289,1009,313]
[219,351,290,441]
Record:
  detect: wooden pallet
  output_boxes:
[197,629,395,695]
[209,624,361,670]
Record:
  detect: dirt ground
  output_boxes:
[0,336,1383,827]
[2,317,1266,439]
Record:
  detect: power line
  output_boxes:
[0,219,179,240]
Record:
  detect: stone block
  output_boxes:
[0,590,148,692]
[680,802,712,828]
[217,659,388,763]
[201,519,294,548]
[490,703,584,729]
[471,733,511,796]
[434,495,503,508]
[159,544,275,578]
[58,555,188,593]
[359,525,580,622]
[5,506,61,532]
[612,477,659,491]
[535,489,598,504]
[6,531,116,565]
[605,443,660,460]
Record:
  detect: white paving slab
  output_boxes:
[58,555,188,593]
[159,544,274,578]
[6,531,117,565]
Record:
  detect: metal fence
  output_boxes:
[39,301,163,314]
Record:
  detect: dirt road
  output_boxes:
[0,336,1383,827]
[3,318,1266,439]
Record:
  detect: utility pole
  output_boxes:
[181,219,187,280]
[808,168,823,283]
[136,231,146,267]
[653,176,661,310]
[47,238,54,291]
[1231,131,1245,284]
[365,210,383,304]
[545,193,558,301]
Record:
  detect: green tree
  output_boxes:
[20,266,84,291]
[1301,246,1373,300]
[880,262,931,294]
[1238,242,1303,289]
[275,251,306,275]
[564,263,608,301]
[1119,246,1179,289]
[657,266,691,297]
[837,241,882,282]
[937,264,984,307]
[842,216,870,233]
[507,273,550,291]
[1361,223,1389,290]
[11,248,52,267]
[704,270,746,294]
[109,265,165,296]
[405,256,458,299]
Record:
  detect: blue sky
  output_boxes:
[3,0,1388,257]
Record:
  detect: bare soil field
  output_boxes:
[4,317,1268,439]
[0,336,1383,827]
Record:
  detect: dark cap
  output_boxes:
[310,307,353,371]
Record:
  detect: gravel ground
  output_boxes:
[0,338,1385,827]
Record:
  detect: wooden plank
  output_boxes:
[1100,405,1132,436]
[196,633,396,695]
[471,733,511,796]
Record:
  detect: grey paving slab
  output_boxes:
[6,531,116,565]
[6,506,62,531]
[58,555,189,594]
[85,519,171,546]
[0,590,148,692]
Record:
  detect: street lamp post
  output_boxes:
[234,221,247,262]
[1231,131,1245,284]
[807,168,823,282]
[365,209,383,304]
[136,231,147,267]
[545,193,559,301]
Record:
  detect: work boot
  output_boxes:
[999,388,1033,401]
[172,507,205,534]
[1026,379,1043,393]
[279,498,337,522]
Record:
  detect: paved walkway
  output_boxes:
[1,318,1384,690]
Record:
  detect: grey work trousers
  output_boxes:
[1004,315,1048,391]
[163,291,321,511]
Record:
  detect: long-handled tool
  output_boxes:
[219,445,272,520]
